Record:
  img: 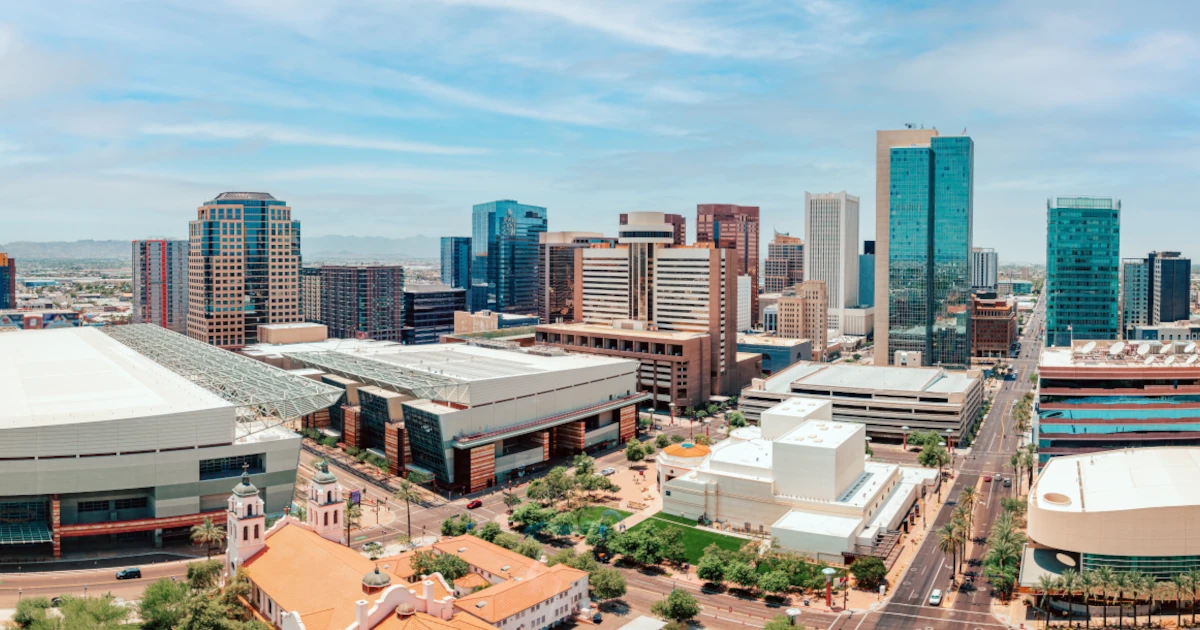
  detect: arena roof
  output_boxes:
[1034,447,1200,514]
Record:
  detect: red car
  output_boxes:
[466,499,483,509]
[983,475,992,482]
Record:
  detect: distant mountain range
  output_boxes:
[0,235,441,261]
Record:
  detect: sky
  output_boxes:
[1,0,1198,263]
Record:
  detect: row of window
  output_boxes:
[78,497,149,513]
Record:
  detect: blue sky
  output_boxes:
[1,0,1198,263]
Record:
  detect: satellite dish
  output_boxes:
[1166,356,1177,366]
[1081,341,1097,354]
[1138,343,1151,356]
[1186,342,1197,354]
[1187,355,1199,366]
[1144,356,1156,366]
[1109,341,1126,356]
[1160,343,1174,355]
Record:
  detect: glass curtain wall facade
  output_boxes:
[440,237,471,290]
[471,200,547,315]
[886,136,973,367]
[1046,197,1121,347]
[320,266,406,341]
[0,254,16,310]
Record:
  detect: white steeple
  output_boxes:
[306,460,345,543]
[226,464,267,574]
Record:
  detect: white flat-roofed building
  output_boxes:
[0,325,341,559]
[270,340,648,493]
[1024,447,1200,583]
[663,397,935,560]
[739,360,983,442]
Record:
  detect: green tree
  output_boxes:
[585,522,612,553]
[670,434,686,444]
[190,517,225,559]
[393,471,430,540]
[50,595,134,630]
[651,589,700,622]
[573,453,596,476]
[503,492,522,512]
[609,526,685,566]
[363,541,384,559]
[139,579,191,630]
[186,558,224,591]
[12,597,52,629]
[727,410,747,428]
[411,549,471,581]
[764,615,802,630]
[513,537,544,560]
[727,561,759,591]
[345,499,362,546]
[591,567,627,600]
[441,512,474,536]
[655,433,671,448]
[697,548,726,584]
[693,434,713,446]
[510,504,554,532]
[918,442,950,471]
[850,557,887,590]
[473,520,502,542]
[625,438,647,462]
[759,570,792,595]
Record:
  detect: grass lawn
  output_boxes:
[578,505,632,527]
[627,513,748,564]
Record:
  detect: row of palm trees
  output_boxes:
[1034,567,1200,629]
[936,486,982,580]
[1010,442,1037,493]
[983,510,1027,598]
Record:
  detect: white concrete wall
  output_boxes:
[773,524,854,558]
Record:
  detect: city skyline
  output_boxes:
[1,2,1198,263]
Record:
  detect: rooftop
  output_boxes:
[537,321,709,341]
[1034,447,1200,514]
[1041,339,1200,369]
[406,284,465,294]
[772,509,862,538]
[452,564,587,623]
[737,334,811,348]
[661,442,712,458]
[767,361,980,395]
[777,420,862,450]
[211,192,277,201]
[0,327,232,430]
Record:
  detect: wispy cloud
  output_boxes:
[139,122,487,155]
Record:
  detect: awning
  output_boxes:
[0,522,53,545]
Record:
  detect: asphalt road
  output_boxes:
[835,293,1045,630]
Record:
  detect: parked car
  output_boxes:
[1003,477,1012,488]
[929,589,943,606]
[466,499,483,509]
[115,567,142,580]
[600,467,616,476]
[983,475,992,482]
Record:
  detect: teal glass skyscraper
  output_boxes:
[471,200,548,314]
[886,136,974,368]
[1046,196,1121,346]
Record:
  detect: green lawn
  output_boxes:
[578,505,632,527]
[627,513,748,564]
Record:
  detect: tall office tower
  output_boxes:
[697,204,760,319]
[538,231,614,324]
[859,240,875,308]
[0,252,16,309]
[874,128,940,365]
[131,239,189,333]
[777,280,828,360]
[440,236,471,289]
[320,265,406,341]
[883,135,974,368]
[972,247,999,291]
[621,213,686,245]
[737,275,752,331]
[300,267,321,322]
[187,192,301,349]
[1121,251,1191,338]
[764,232,804,294]
[1046,196,1121,347]
[618,212,677,321]
[578,246,630,325]
[653,247,738,389]
[804,191,859,333]
[471,200,547,314]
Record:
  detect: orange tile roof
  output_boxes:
[434,536,546,580]
[373,609,495,630]
[452,564,588,624]
[453,573,490,590]
[663,442,711,458]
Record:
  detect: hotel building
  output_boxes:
[132,239,189,333]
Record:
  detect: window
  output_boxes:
[78,500,110,513]
[199,454,264,479]
[243,526,248,540]
[114,497,148,511]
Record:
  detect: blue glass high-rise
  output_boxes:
[470,200,548,314]
[440,237,471,290]
[886,136,974,368]
[1046,196,1121,346]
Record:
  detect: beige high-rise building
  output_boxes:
[874,128,939,365]
[187,192,301,349]
[804,191,859,334]
[777,280,828,360]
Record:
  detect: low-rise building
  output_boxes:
[1129,319,1200,342]
[736,334,812,375]
[454,310,539,334]
[231,464,590,630]
[1021,447,1200,587]
[971,293,1017,359]
[740,360,983,442]
[663,398,936,561]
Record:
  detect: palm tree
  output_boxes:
[190,517,225,559]
[1112,571,1131,629]
[959,486,981,538]
[1189,569,1200,627]
[1172,573,1191,629]
[1093,566,1115,629]
[1037,574,1060,630]
[1060,569,1080,628]
[392,471,430,540]
[937,524,959,581]
[1127,571,1148,628]
[1078,570,1095,629]
[1010,452,1023,493]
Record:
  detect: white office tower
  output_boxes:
[737,275,752,332]
[617,212,677,321]
[972,248,998,291]
[579,248,631,325]
[804,192,860,334]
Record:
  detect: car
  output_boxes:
[929,589,943,606]
[115,567,142,580]
[466,499,483,509]
[983,475,992,482]
[1003,477,1012,488]
[600,467,616,476]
